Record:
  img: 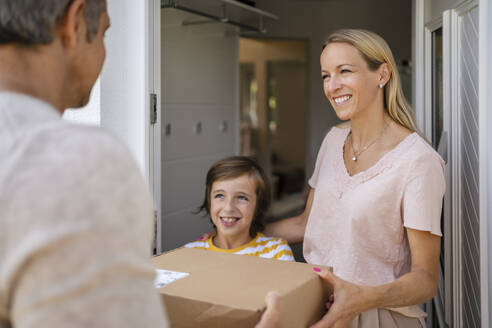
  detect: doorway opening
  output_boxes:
[239,38,308,224]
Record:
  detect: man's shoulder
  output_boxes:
[3,121,153,230]
[29,122,136,172]
[52,123,128,158]
[6,122,144,201]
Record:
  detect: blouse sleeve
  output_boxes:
[402,151,446,236]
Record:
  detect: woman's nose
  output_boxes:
[325,76,341,93]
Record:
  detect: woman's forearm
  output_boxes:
[264,189,314,243]
[360,269,438,312]
[264,214,307,243]
[312,266,438,328]
[360,232,440,312]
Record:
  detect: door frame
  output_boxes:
[149,0,163,254]
[478,0,491,326]
[423,14,454,328]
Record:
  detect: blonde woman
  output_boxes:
[265,29,445,327]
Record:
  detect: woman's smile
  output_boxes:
[333,94,352,105]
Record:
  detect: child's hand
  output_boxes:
[198,231,215,241]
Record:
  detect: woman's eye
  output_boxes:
[214,194,224,199]
[238,195,248,201]
[341,69,351,74]
[322,74,330,80]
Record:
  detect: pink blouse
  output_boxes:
[304,126,445,286]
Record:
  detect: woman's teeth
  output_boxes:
[334,95,351,104]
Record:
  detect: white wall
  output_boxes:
[255,0,412,175]
[424,0,464,22]
[100,0,150,181]
[239,39,308,177]
[63,79,101,126]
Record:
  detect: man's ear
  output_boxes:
[378,62,391,87]
[57,0,87,49]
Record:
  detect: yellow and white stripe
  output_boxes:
[183,232,295,261]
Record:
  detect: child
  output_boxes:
[184,156,294,261]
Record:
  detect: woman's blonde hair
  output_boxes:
[324,29,417,132]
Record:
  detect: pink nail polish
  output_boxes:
[313,267,321,272]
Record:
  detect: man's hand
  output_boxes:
[255,292,281,328]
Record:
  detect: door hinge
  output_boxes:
[150,93,157,124]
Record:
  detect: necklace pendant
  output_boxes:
[352,156,357,161]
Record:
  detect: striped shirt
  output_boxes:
[183,233,295,261]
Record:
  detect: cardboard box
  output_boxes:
[152,247,332,328]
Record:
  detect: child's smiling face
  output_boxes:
[210,174,257,243]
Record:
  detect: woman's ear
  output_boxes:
[378,62,391,87]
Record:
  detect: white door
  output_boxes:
[415,0,484,327]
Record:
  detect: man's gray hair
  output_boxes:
[0,0,107,45]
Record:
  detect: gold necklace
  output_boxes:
[349,122,390,161]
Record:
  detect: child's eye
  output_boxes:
[238,195,248,201]
[214,193,224,199]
